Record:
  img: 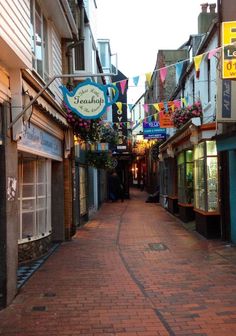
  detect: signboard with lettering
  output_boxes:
[143,121,166,139]
[159,111,174,128]
[60,79,119,119]
[222,21,236,79]
[217,77,236,121]
[18,124,63,161]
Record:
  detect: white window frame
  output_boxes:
[18,154,51,243]
[30,0,49,81]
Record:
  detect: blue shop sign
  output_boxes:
[18,124,62,161]
[143,121,166,139]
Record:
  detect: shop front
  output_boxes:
[177,149,194,222]
[159,121,221,238]
[193,140,220,238]
[17,117,65,262]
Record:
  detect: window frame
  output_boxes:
[18,154,52,243]
[30,0,49,81]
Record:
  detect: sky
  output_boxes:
[96,0,215,103]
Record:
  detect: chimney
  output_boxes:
[198,3,217,34]
[201,3,208,13]
[209,3,216,13]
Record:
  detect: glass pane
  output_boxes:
[177,152,185,165]
[178,163,185,202]
[186,150,193,162]
[23,160,35,183]
[22,212,35,238]
[37,159,45,183]
[23,184,35,198]
[186,163,193,204]
[37,209,46,234]
[22,199,35,211]
[37,183,46,196]
[194,142,205,160]
[206,140,217,156]
[207,157,218,211]
[37,197,46,209]
[194,158,206,210]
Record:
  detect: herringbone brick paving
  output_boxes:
[1,189,236,335]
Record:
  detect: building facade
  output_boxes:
[0,0,81,309]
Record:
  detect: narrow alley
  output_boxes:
[1,189,236,336]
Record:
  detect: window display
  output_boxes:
[177,150,193,204]
[18,154,51,241]
[193,141,218,212]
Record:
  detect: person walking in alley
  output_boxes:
[108,170,124,202]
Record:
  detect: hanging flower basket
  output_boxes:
[64,104,101,143]
[172,101,202,129]
[86,151,116,170]
[99,123,119,145]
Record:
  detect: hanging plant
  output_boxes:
[99,123,119,145]
[86,151,117,170]
[64,104,101,143]
[172,101,202,129]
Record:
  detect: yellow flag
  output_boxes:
[194,54,203,72]
[181,98,187,107]
[154,113,158,121]
[116,102,122,112]
[145,72,152,86]
[153,103,160,112]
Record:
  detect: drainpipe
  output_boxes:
[66,2,85,89]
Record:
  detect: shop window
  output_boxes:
[194,141,218,212]
[79,166,87,216]
[18,154,51,242]
[30,0,49,81]
[177,150,193,204]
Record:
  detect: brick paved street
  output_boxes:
[1,189,236,336]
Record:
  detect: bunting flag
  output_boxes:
[193,54,204,72]
[116,102,123,112]
[174,100,181,108]
[160,67,168,83]
[208,47,220,59]
[154,113,158,121]
[133,76,140,86]
[143,104,149,113]
[145,72,152,86]
[128,104,133,111]
[119,79,127,95]
[181,98,187,107]
[153,103,160,112]
[175,62,184,82]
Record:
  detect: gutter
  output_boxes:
[60,0,78,38]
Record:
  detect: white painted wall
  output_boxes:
[0,0,32,68]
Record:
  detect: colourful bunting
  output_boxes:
[175,62,184,82]
[153,103,160,112]
[119,79,127,95]
[145,72,152,86]
[143,104,149,113]
[208,47,220,59]
[160,67,168,83]
[133,76,140,86]
[193,54,204,72]
[128,104,133,111]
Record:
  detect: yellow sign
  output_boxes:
[222,21,236,79]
